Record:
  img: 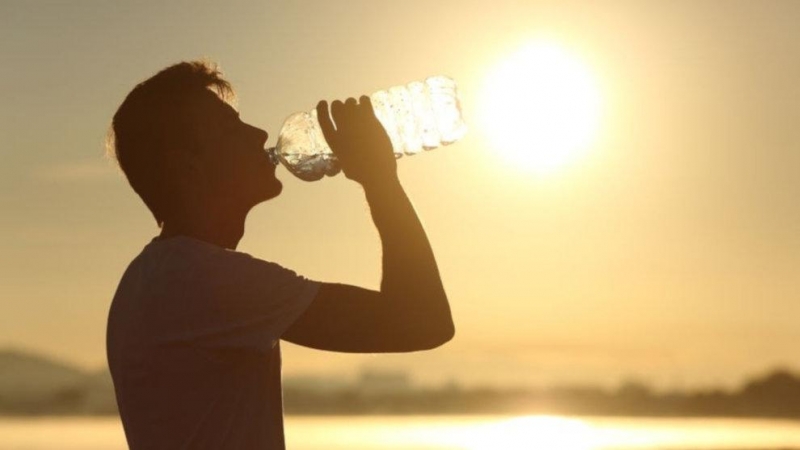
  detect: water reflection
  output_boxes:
[309,415,800,450]
[397,415,596,450]
[2,415,800,449]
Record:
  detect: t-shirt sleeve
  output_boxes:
[165,247,320,355]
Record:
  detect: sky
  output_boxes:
[1,0,798,391]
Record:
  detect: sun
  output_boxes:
[478,39,602,175]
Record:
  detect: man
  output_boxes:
[106,60,455,449]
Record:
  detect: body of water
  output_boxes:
[1,415,799,449]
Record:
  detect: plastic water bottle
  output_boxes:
[265,76,467,181]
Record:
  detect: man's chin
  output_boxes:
[264,180,283,200]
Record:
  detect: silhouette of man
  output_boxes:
[105,60,455,449]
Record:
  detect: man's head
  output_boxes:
[108,60,280,228]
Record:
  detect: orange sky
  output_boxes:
[1,0,798,390]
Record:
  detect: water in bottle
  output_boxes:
[266,76,467,181]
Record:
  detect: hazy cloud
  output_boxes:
[460,340,675,364]
[32,158,121,183]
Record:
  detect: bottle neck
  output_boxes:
[265,147,280,166]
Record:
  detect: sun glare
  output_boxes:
[461,416,598,450]
[394,415,600,450]
[479,39,602,175]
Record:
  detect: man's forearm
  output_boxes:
[362,175,454,333]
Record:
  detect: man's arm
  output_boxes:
[281,97,455,353]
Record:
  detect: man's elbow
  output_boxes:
[419,320,455,350]
[436,323,456,347]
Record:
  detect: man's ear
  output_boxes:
[163,149,203,191]
[183,150,217,193]
[184,152,205,177]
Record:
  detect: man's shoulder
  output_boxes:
[137,235,267,270]
[122,235,301,294]
[142,235,225,260]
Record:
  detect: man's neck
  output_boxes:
[159,207,249,250]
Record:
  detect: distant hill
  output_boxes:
[3,347,800,418]
[0,348,86,397]
[0,348,116,415]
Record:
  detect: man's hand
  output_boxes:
[316,97,397,187]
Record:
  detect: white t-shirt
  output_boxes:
[106,235,320,449]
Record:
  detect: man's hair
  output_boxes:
[106,60,236,227]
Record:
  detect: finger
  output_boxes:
[331,100,345,128]
[344,97,359,122]
[331,100,347,131]
[316,100,336,144]
[359,95,376,119]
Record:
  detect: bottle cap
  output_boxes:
[264,147,279,166]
